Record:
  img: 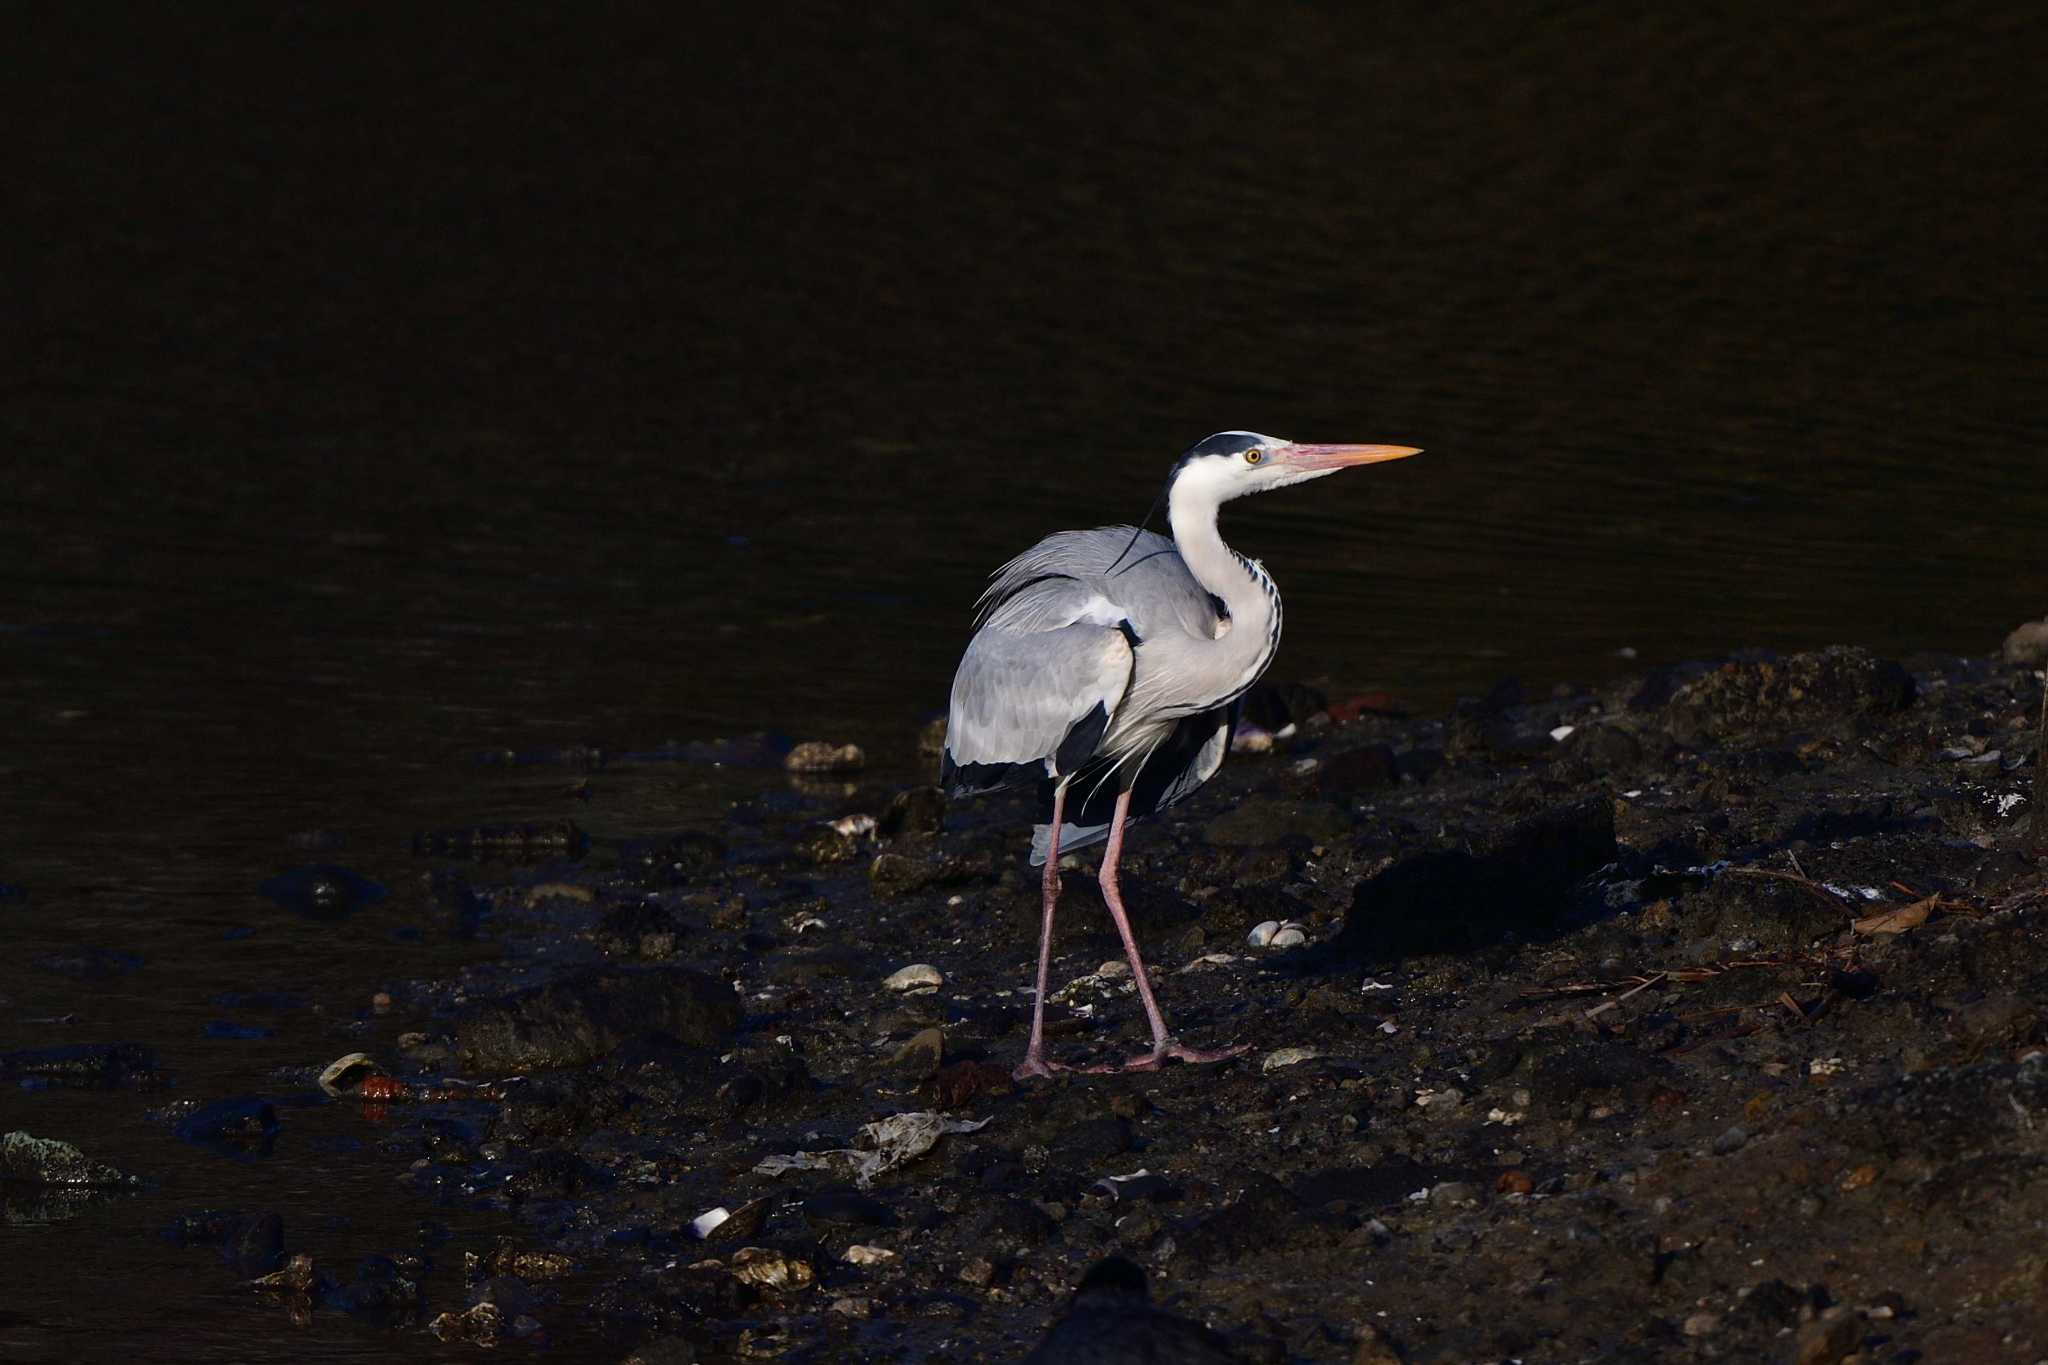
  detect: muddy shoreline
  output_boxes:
[9,644,2046,1362]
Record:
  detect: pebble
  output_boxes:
[883,963,944,993]
[1794,1309,1863,1365]
[1262,1046,1320,1072]
[1415,1087,1464,1115]
[785,741,865,773]
[1682,1312,1722,1336]
[1428,1181,1481,1208]
[1712,1125,1750,1155]
[842,1244,895,1266]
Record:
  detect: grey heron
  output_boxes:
[941,430,1422,1078]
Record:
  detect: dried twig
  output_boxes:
[1583,971,1669,1020]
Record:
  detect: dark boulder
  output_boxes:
[1340,796,1617,956]
[1021,1256,1244,1363]
[1662,647,1914,745]
[455,968,740,1072]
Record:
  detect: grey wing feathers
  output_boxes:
[975,527,1220,642]
[944,575,1135,794]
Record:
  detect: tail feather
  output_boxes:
[1030,819,1113,867]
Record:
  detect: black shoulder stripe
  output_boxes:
[1117,618,1142,646]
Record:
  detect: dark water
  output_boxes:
[5,4,2044,1358]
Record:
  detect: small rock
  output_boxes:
[1427,1181,1481,1209]
[252,1251,318,1294]
[1712,1125,1750,1155]
[958,1256,996,1287]
[728,1246,815,1292]
[799,825,860,865]
[428,1300,503,1346]
[1794,1308,1863,1365]
[2003,619,2048,666]
[1262,1046,1320,1072]
[1352,1322,1406,1364]
[0,1130,141,1187]
[259,865,387,918]
[843,1244,896,1266]
[786,742,865,773]
[173,1097,280,1149]
[1416,1087,1464,1117]
[891,1027,946,1077]
[883,964,944,994]
[1682,1312,1721,1337]
[880,787,947,838]
[1495,1169,1533,1196]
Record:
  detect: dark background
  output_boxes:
[3,4,2043,1357]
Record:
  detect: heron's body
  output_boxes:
[942,524,1273,858]
[940,431,1419,1078]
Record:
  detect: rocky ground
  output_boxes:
[9,644,2047,1363]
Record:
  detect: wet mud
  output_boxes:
[16,645,2041,1361]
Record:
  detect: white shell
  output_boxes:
[883,963,944,993]
[317,1052,378,1097]
[842,1244,895,1265]
[1246,920,1281,947]
[1269,925,1308,948]
[1262,1046,1320,1071]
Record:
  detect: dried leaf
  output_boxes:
[1852,895,1935,936]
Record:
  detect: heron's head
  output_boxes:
[1167,430,1422,508]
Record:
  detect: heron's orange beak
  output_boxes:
[1281,442,1423,471]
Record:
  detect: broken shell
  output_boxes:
[884,963,944,993]
[1269,925,1308,948]
[829,813,877,838]
[317,1052,380,1097]
[691,1197,768,1243]
[729,1246,816,1291]
[1262,1046,1320,1072]
[1247,920,1282,947]
[842,1244,896,1266]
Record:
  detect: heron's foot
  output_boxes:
[1013,1054,1079,1082]
[1082,1038,1251,1074]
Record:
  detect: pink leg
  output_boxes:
[1014,783,1071,1081]
[1089,787,1248,1073]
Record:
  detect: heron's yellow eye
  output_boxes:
[1244,449,1264,465]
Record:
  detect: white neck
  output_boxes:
[1166,472,1271,625]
